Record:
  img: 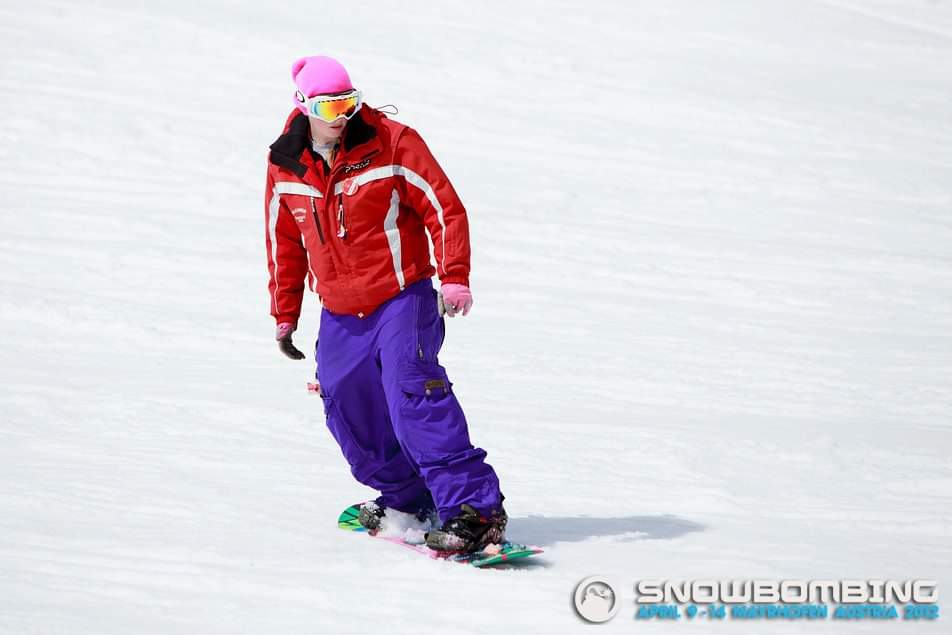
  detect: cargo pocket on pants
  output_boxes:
[398,363,454,415]
[396,362,469,464]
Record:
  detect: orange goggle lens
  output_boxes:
[296,90,362,123]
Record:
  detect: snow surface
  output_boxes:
[2,0,951,633]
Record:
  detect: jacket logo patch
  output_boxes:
[342,159,371,174]
[342,177,360,196]
[291,207,308,223]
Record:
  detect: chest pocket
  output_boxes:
[273,182,326,246]
[285,194,327,246]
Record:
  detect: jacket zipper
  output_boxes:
[309,197,325,244]
[336,194,347,239]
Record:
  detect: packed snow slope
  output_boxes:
[2,0,951,633]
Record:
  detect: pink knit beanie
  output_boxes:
[291,56,354,112]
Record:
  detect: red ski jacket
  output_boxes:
[264,107,471,322]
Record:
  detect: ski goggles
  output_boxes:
[295,89,363,123]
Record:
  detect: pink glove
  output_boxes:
[440,283,473,317]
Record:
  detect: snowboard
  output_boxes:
[338,502,543,568]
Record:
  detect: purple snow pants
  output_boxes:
[315,277,502,522]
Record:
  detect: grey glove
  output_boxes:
[276,322,306,360]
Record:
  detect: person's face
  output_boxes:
[309,115,347,144]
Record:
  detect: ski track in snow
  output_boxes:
[1,0,951,633]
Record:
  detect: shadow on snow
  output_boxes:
[508,514,705,547]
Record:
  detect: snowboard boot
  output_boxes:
[425,503,508,552]
[358,501,437,534]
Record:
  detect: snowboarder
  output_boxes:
[264,55,507,552]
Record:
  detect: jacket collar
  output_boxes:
[269,108,380,178]
[341,108,378,154]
